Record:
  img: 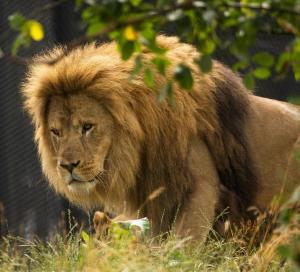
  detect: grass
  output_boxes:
[0,220,297,272]
[2,194,300,272]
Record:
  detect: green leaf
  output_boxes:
[130,55,143,80]
[158,81,173,104]
[152,57,170,75]
[223,17,239,28]
[276,51,291,72]
[109,29,121,40]
[8,12,25,31]
[120,41,135,60]
[11,33,30,56]
[200,40,216,54]
[130,0,141,6]
[87,21,104,36]
[293,64,300,81]
[197,55,212,73]
[144,68,154,87]
[243,72,255,90]
[142,38,166,55]
[140,26,165,55]
[81,6,98,21]
[140,22,155,41]
[233,60,249,71]
[174,64,194,90]
[253,67,271,79]
[81,231,90,244]
[166,82,174,105]
[252,52,274,67]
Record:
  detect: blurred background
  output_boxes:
[0,0,299,240]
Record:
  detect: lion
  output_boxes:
[21,36,300,242]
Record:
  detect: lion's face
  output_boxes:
[47,94,114,194]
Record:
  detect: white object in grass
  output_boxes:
[116,217,150,236]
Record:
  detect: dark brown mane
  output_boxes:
[207,64,257,220]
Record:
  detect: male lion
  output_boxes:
[22,36,300,242]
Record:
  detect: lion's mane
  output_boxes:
[22,36,256,234]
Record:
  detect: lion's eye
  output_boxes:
[82,123,94,134]
[50,128,60,137]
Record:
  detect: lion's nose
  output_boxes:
[59,160,80,173]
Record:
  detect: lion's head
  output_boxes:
[46,94,114,194]
[21,42,155,211]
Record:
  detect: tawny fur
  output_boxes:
[21,36,300,240]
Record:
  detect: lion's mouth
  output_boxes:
[67,171,105,185]
[68,178,83,185]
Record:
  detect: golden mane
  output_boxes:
[22,36,256,234]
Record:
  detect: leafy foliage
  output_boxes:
[174,64,194,90]
[5,0,300,100]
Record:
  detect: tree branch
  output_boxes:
[66,1,300,49]
[226,2,300,16]
[5,0,300,66]
[28,0,69,19]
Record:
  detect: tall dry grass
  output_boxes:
[1,201,299,272]
[2,187,300,271]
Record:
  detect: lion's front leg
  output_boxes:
[175,139,220,243]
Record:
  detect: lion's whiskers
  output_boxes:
[91,170,105,183]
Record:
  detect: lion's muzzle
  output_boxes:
[59,159,80,174]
